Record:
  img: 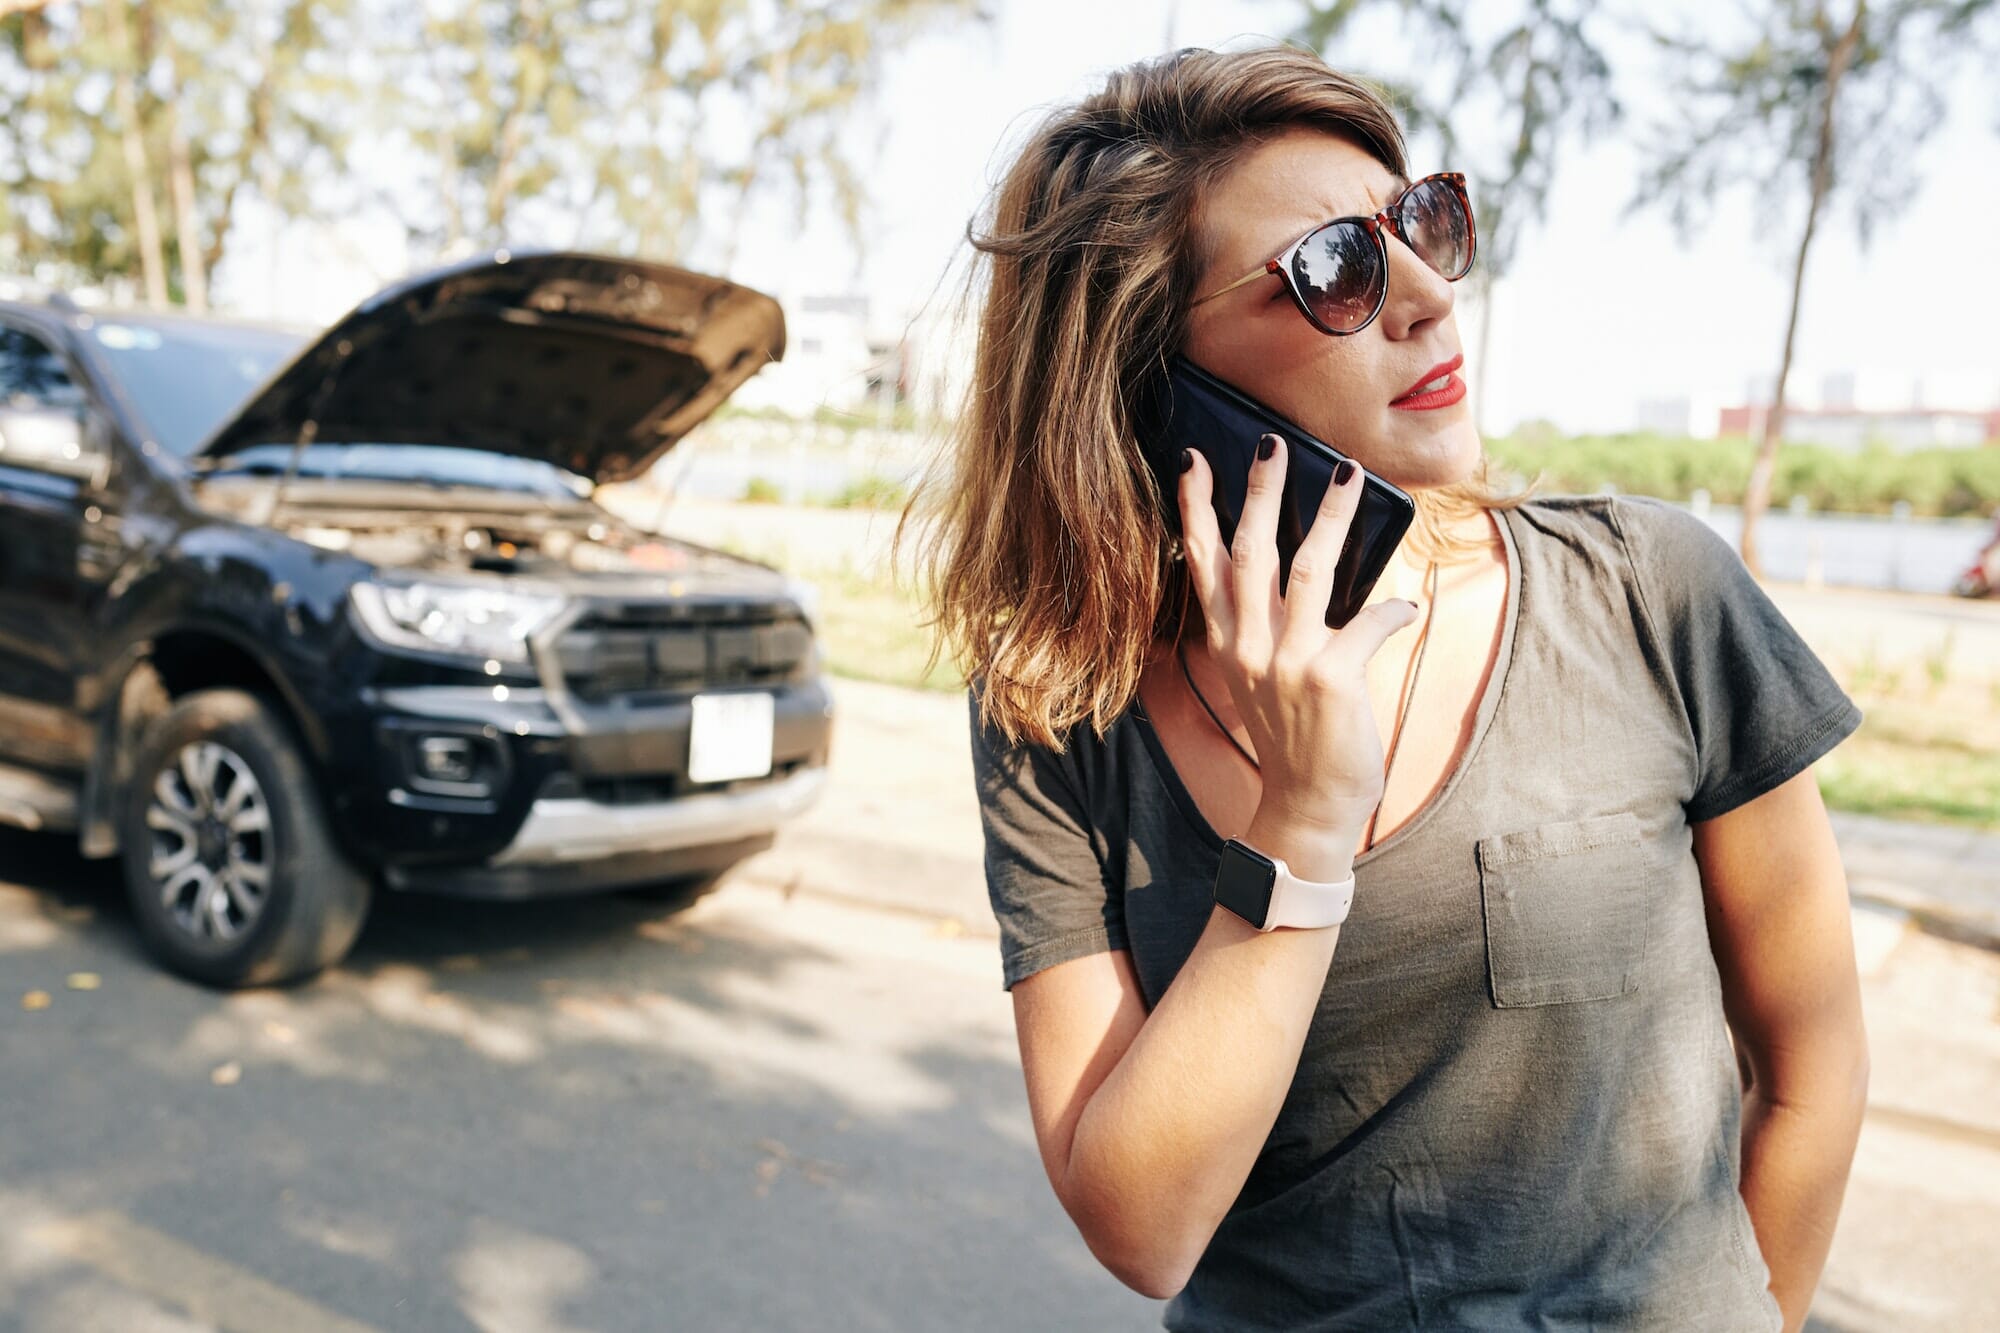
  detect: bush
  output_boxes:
[740,476,783,504]
[829,474,910,509]
[1485,434,2000,518]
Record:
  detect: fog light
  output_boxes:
[418,736,478,785]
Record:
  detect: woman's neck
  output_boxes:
[1383,507,1503,595]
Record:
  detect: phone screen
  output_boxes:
[1146,355,1415,628]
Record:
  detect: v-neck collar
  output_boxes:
[1130,504,1524,865]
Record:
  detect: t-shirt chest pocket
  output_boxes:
[1476,811,1648,1007]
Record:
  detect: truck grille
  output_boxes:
[553,604,813,702]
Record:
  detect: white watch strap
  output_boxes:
[1260,855,1356,931]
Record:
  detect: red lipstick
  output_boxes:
[1390,353,1467,411]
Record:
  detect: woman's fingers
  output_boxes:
[1275,456,1366,662]
[1176,448,1235,645]
[1230,432,1288,658]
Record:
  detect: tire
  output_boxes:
[119,688,372,988]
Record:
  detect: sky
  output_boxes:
[716,0,2000,436]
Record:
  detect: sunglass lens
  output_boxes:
[1289,221,1383,333]
[1400,179,1473,281]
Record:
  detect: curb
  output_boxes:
[1848,881,2000,955]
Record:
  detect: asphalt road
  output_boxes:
[0,828,1162,1333]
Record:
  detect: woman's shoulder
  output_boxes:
[1505,493,1739,597]
[964,684,1131,803]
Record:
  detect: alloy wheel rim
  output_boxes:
[145,741,273,943]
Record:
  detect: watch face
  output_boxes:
[1214,841,1277,929]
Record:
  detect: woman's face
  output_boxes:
[1183,127,1480,491]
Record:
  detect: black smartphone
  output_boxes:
[1146,354,1415,628]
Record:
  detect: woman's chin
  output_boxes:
[1369,418,1485,492]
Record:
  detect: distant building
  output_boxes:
[732,290,908,419]
[1634,393,1726,438]
[1706,366,2000,451]
[1715,403,2000,450]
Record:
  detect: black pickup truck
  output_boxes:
[0,252,832,987]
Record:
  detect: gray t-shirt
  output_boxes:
[969,496,1862,1332]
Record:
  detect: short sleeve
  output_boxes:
[966,691,1128,991]
[1614,497,1862,823]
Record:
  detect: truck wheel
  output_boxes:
[119,688,372,988]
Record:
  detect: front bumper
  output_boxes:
[382,765,827,899]
[321,666,833,895]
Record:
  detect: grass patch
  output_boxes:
[828,474,910,510]
[808,563,963,692]
[1817,696,2000,829]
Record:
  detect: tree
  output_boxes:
[0,1,355,305]
[105,0,169,305]
[3,0,984,305]
[1292,2,1621,434]
[367,0,985,271]
[1628,0,1992,574]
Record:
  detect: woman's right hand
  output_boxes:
[1176,434,1420,875]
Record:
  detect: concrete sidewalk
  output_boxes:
[743,679,2000,955]
[1831,812,2000,951]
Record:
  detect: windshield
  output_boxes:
[85,317,306,458]
[202,443,593,500]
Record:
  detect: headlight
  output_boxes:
[349,581,567,664]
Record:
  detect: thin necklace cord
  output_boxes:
[1365,558,1440,850]
[1179,640,1260,772]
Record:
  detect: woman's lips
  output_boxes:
[1389,372,1468,411]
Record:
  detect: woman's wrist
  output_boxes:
[1241,807,1359,885]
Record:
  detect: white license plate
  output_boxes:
[687,692,775,784]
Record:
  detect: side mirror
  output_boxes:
[0,406,107,485]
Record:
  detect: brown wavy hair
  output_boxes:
[899,44,1519,750]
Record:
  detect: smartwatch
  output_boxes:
[1213,837,1355,931]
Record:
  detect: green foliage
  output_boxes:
[740,475,783,504]
[0,0,356,300]
[1,0,984,299]
[828,474,909,509]
[1816,699,2000,829]
[313,0,984,265]
[1485,433,2000,517]
[1922,630,1955,696]
[1631,2,1988,249]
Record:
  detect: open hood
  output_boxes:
[193,251,785,485]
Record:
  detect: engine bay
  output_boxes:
[193,477,721,579]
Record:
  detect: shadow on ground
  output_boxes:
[0,827,1153,1332]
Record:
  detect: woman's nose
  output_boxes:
[1376,225,1454,340]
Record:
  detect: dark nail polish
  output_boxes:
[1257,433,1279,461]
[1180,447,1194,473]
[1334,459,1356,486]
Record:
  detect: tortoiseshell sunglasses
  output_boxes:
[1191,171,1476,335]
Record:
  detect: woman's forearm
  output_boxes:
[1737,1053,1869,1332]
[1061,813,1353,1299]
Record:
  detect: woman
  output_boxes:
[903,45,1869,1332]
